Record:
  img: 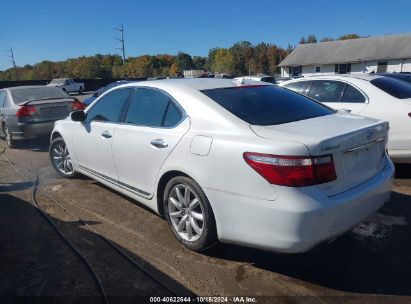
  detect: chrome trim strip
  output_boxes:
[77,165,152,198]
[343,137,385,154]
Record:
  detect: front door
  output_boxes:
[72,88,132,180]
[112,87,189,197]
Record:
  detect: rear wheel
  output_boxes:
[4,125,16,149]
[49,137,77,178]
[163,176,217,251]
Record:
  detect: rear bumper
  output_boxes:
[9,121,56,140]
[205,157,394,253]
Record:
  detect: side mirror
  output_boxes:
[93,91,99,97]
[71,110,86,122]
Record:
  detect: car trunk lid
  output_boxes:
[20,98,77,122]
[250,113,389,196]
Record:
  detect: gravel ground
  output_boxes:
[0,135,410,303]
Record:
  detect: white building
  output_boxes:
[279,33,411,77]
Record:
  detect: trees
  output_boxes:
[338,33,361,40]
[175,52,193,72]
[0,33,368,81]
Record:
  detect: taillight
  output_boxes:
[408,112,411,118]
[243,152,337,187]
[72,99,86,110]
[16,105,37,117]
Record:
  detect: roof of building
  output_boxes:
[279,33,411,67]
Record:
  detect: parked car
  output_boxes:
[214,73,232,79]
[377,72,411,85]
[276,76,304,84]
[49,79,393,253]
[83,80,132,106]
[47,78,85,94]
[0,86,85,148]
[279,75,411,163]
[234,75,276,84]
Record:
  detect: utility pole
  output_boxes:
[114,24,126,64]
[8,47,18,80]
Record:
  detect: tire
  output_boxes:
[163,176,217,251]
[49,137,77,178]
[4,125,16,149]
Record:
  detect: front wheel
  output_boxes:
[164,176,217,251]
[49,137,77,178]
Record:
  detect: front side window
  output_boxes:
[308,80,345,103]
[341,84,366,103]
[124,88,182,127]
[86,88,131,122]
[201,85,334,126]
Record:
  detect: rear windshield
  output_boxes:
[260,77,276,84]
[370,77,411,99]
[11,87,70,104]
[201,85,334,126]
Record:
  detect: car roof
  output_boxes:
[120,78,267,91]
[282,74,384,83]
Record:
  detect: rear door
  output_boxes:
[112,87,190,197]
[72,88,132,180]
[308,80,368,114]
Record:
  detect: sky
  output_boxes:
[1,0,411,71]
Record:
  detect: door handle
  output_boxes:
[101,130,112,139]
[150,139,168,148]
[340,109,352,113]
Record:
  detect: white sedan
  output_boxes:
[49,79,394,253]
[279,74,411,163]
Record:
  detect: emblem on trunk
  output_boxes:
[321,144,340,151]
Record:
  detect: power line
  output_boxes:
[114,24,126,64]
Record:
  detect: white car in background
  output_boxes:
[279,75,411,163]
[234,74,276,84]
[49,79,394,253]
[47,78,85,94]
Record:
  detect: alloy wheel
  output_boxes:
[51,140,74,175]
[167,184,205,242]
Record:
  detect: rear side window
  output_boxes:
[283,81,310,95]
[125,88,182,127]
[371,77,411,99]
[201,85,334,126]
[341,85,366,103]
[308,80,345,102]
[87,88,131,122]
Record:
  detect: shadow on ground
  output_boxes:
[0,193,192,303]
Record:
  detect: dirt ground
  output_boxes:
[1,117,411,303]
